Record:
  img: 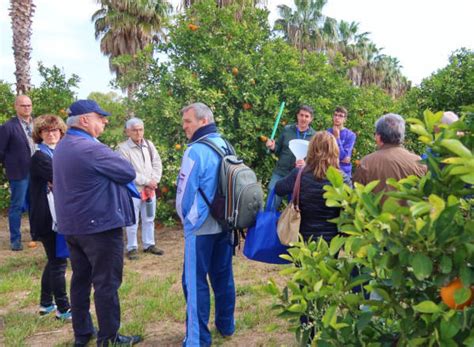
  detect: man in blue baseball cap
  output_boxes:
[54,99,142,346]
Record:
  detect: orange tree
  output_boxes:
[265,111,473,345]
[118,0,396,222]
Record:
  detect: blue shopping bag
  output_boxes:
[55,233,70,258]
[243,189,290,264]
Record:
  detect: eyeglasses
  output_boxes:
[333,113,346,118]
[41,128,60,134]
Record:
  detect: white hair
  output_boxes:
[125,117,144,129]
[66,115,82,127]
[441,111,459,125]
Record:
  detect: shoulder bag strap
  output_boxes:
[292,168,304,211]
[145,139,153,161]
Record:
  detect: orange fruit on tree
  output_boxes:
[161,186,169,194]
[187,23,199,31]
[259,135,268,142]
[243,102,252,110]
[175,144,182,150]
[281,120,287,126]
[440,278,474,309]
[231,67,239,76]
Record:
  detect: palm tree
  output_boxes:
[274,0,337,54]
[9,0,35,95]
[92,0,171,98]
[181,0,264,8]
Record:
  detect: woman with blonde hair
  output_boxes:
[29,114,71,320]
[275,131,350,242]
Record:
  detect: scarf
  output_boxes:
[190,123,218,143]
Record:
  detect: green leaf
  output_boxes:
[329,235,345,256]
[454,287,471,305]
[428,194,445,221]
[440,256,453,274]
[322,305,337,328]
[363,180,380,193]
[460,173,474,184]
[440,139,472,158]
[411,124,432,138]
[413,300,441,313]
[440,316,460,339]
[410,253,433,280]
[326,166,344,187]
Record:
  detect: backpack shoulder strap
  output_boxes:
[198,137,235,157]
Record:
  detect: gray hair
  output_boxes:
[375,113,405,145]
[180,102,214,123]
[66,115,82,127]
[441,111,459,125]
[125,117,144,129]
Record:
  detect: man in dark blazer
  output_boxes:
[0,95,35,251]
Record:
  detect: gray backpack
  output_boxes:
[198,137,264,230]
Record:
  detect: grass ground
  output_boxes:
[0,215,295,346]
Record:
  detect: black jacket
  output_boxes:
[275,167,343,242]
[0,117,32,180]
[29,151,53,240]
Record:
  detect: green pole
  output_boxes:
[270,101,285,140]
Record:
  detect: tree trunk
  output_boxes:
[9,0,35,95]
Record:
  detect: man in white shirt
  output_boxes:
[117,118,164,260]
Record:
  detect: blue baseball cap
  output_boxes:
[67,99,110,117]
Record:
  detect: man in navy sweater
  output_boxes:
[54,99,142,346]
[0,95,35,251]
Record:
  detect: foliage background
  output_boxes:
[1,1,473,223]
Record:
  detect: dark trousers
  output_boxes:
[65,228,124,345]
[39,233,70,313]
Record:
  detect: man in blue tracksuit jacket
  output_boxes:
[176,102,235,346]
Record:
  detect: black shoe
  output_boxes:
[127,249,139,260]
[74,328,97,347]
[100,334,142,346]
[143,245,164,255]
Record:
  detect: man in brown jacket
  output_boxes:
[353,113,426,199]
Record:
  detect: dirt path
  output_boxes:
[0,215,295,346]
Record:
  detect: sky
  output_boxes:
[1,0,473,99]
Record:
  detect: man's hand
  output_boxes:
[332,127,340,139]
[341,157,351,164]
[295,159,305,168]
[147,179,158,190]
[266,139,275,151]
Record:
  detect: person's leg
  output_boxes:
[142,196,156,249]
[125,197,141,252]
[41,233,70,313]
[267,173,284,210]
[209,231,235,337]
[39,254,53,309]
[8,178,29,249]
[182,233,214,347]
[65,235,95,343]
[79,228,123,344]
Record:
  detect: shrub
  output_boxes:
[266,110,474,345]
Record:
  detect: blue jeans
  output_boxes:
[8,178,29,247]
[267,172,284,210]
